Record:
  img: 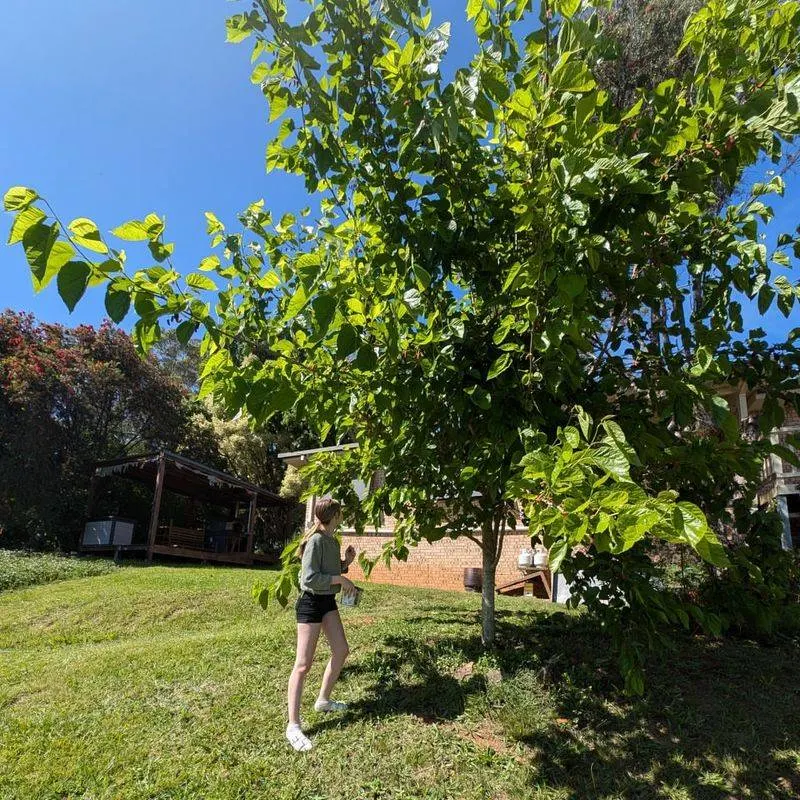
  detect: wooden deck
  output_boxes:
[149,544,253,565]
[496,569,552,600]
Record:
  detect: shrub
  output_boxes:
[0,549,117,592]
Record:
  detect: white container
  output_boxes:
[340,588,362,608]
[533,550,549,568]
[517,548,533,569]
[83,519,112,546]
[82,518,135,546]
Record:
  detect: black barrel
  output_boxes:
[463,567,483,592]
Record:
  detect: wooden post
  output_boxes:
[86,474,99,521]
[245,492,257,565]
[147,454,167,563]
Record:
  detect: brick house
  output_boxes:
[278,446,564,600]
[279,387,798,600]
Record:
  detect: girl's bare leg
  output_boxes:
[318,610,350,702]
[288,622,321,726]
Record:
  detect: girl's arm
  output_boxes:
[341,545,356,573]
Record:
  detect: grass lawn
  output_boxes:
[0,565,798,800]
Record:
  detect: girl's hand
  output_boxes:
[339,576,356,597]
[344,545,356,565]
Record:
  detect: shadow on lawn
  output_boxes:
[311,604,800,799]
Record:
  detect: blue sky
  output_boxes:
[1,0,797,340]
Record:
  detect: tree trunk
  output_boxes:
[481,523,497,647]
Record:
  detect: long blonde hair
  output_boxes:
[299,498,342,556]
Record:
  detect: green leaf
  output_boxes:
[312,294,336,335]
[143,213,165,239]
[284,284,309,320]
[258,270,281,290]
[708,76,724,107]
[598,490,629,511]
[104,286,131,323]
[548,539,569,572]
[674,502,708,547]
[487,353,512,380]
[577,406,592,439]
[8,206,46,245]
[295,252,321,281]
[602,420,641,466]
[563,426,580,448]
[4,186,38,211]
[186,273,218,292]
[30,240,74,292]
[772,250,791,268]
[68,217,108,254]
[501,262,523,292]
[460,466,477,481]
[271,382,297,413]
[413,263,432,290]
[558,273,586,299]
[251,63,269,84]
[617,509,661,550]
[542,111,566,128]
[199,256,221,272]
[337,324,359,359]
[205,211,224,235]
[112,220,150,241]
[226,14,254,43]
[551,61,596,94]
[466,385,491,410]
[592,443,629,478]
[22,222,59,281]
[148,240,174,263]
[132,318,160,352]
[57,261,91,312]
[695,535,729,567]
[756,284,774,314]
[693,346,712,374]
[664,135,686,157]
[466,0,482,21]
[555,0,581,18]
[268,88,289,123]
[355,345,378,371]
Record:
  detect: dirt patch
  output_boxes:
[349,615,377,627]
[449,719,529,764]
[452,661,475,681]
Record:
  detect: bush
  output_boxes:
[0,549,117,592]
[699,508,800,640]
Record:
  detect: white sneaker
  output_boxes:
[286,723,313,752]
[314,698,348,712]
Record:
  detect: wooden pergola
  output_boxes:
[84,451,293,565]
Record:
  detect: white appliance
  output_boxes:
[82,518,135,546]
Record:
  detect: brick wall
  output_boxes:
[340,531,534,592]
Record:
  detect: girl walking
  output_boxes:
[286,498,357,752]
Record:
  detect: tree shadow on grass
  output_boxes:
[312,603,800,799]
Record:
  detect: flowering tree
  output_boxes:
[0,312,194,549]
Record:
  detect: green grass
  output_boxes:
[0,549,118,592]
[0,565,798,799]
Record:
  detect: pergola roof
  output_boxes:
[93,451,287,506]
[277,443,358,467]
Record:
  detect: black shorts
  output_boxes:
[295,591,338,624]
